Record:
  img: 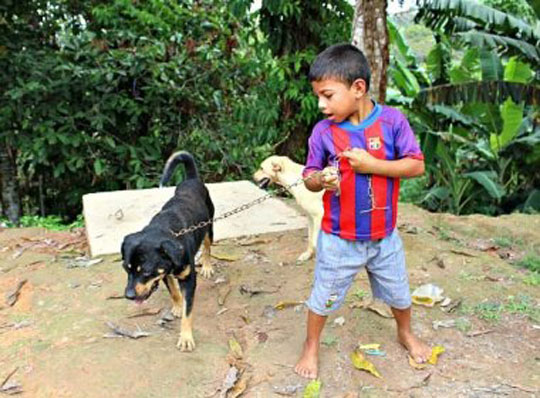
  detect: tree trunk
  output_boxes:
[352,0,389,104]
[0,141,21,225]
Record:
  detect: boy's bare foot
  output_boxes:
[294,340,318,379]
[398,330,431,363]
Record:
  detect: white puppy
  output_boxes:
[253,156,323,263]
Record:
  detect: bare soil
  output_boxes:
[0,204,539,398]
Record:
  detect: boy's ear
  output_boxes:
[352,78,367,98]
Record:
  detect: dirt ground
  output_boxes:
[0,203,539,398]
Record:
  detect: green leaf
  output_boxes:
[303,379,321,398]
[480,50,503,80]
[504,57,533,83]
[523,189,540,212]
[464,171,505,200]
[490,97,524,151]
[93,159,105,176]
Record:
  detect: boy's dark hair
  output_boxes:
[309,43,371,91]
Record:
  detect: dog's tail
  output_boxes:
[159,151,199,187]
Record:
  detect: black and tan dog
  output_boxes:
[120,151,214,351]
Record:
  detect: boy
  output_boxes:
[295,43,431,379]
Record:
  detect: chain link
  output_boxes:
[171,172,320,238]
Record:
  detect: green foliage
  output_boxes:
[517,253,540,273]
[1,0,285,217]
[389,2,540,215]
[482,0,537,23]
[1,214,84,230]
[416,0,540,64]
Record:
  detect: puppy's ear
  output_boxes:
[160,240,183,267]
[271,161,281,172]
[121,233,141,267]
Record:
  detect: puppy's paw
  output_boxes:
[296,250,314,263]
[176,334,195,352]
[171,305,182,318]
[199,265,214,279]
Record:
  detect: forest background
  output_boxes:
[0,0,538,227]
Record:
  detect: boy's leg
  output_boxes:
[296,231,364,379]
[365,230,431,363]
[294,310,327,379]
[391,306,431,363]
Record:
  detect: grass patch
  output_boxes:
[493,235,523,248]
[516,253,540,273]
[0,214,84,231]
[322,335,339,347]
[505,295,540,323]
[523,272,540,286]
[458,270,483,281]
[474,301,503,321]
[455,317,472,332]
[352,289,369,301]
[460,296,539,323]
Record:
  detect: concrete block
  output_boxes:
[83,180,307,257]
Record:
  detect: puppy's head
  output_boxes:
[253,156,287,189]
[120,232,185,303]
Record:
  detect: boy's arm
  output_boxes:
[341,148,424,178]
[303,123,340,192]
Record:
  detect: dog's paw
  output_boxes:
[199,265,214,279]
[171,305,182,318]
[177,334,195,352]
[296,250,314,263]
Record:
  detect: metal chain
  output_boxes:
[358,175,389,214]
[171,172,320,237]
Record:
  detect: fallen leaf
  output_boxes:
[220,366,238,398]
[228,337,243,359]
[218,286,232,306]
[274,301,303,310]
[366,300,393,318]
[350,350,382,378]
[408,345,445,369]
[212,252,240,262]
[442,298,462,313]
[432,320,456,330]
[427,345,445,365]
[303,379,322,398]
[228,373,250,398]
[358,343,380,350]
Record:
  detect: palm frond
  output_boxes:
[417,81,540,105]
[458,31,540,64]
[416,0,540,45]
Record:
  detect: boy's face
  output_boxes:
[311,78,365,123]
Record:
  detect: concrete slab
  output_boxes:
[82,180,307,257]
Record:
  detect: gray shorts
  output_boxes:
[306,229,411,316]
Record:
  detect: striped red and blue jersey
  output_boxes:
[303,104,423,241]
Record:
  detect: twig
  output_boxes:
[103,322,150,339]
[0,367,18,389]
[466,329,494,337]
[5,279,27,307]
[503,382,537,393]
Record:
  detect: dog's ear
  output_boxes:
[160,239,184,267]
[121,233,141,267]
[271,161,282,172]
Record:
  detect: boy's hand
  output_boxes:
[319,167,340,192]
[341,148,377,174]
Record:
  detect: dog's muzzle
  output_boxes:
[257,177,271,189]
